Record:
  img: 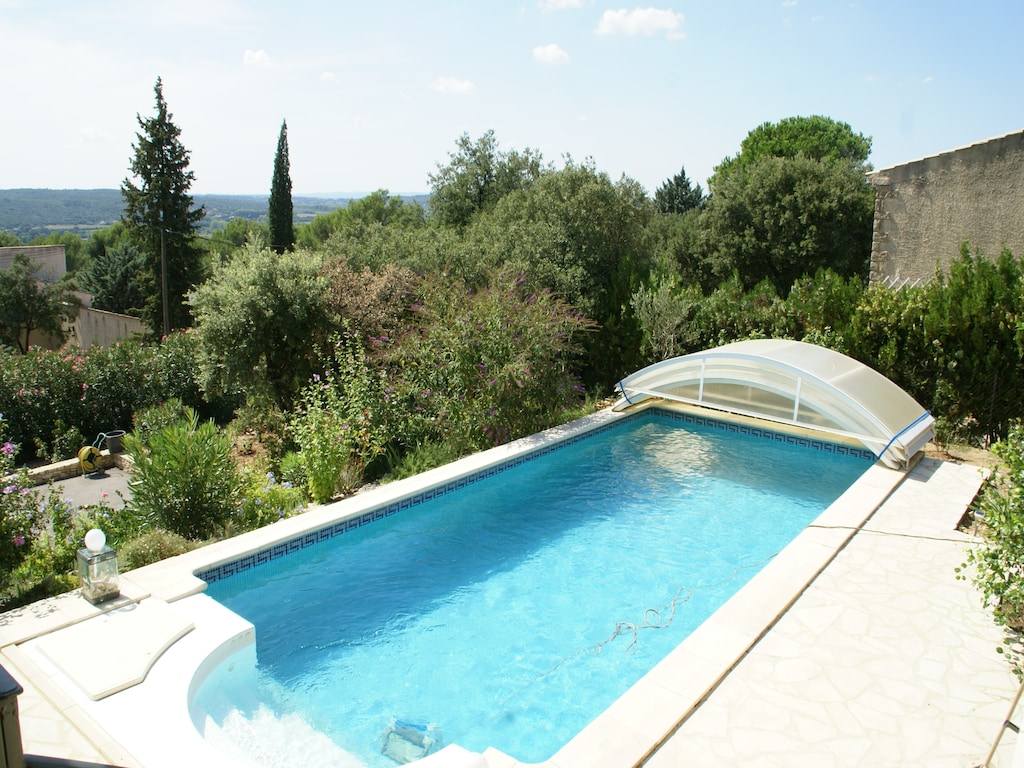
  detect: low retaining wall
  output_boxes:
[27,452,133,485]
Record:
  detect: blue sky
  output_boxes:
[2,1,1022,197]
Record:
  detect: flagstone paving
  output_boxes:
[644,458,1022,768]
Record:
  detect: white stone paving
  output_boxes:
[644,458,1022,768]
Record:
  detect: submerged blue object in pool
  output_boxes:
[199,410,872,766]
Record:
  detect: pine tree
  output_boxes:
[121,77,205,335]
[268,119,295,254]
[654,166,704,214]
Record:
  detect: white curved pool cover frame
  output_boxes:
[614,339,935,469]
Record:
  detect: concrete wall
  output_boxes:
[868,129,1024,285]
[69,307,147,349]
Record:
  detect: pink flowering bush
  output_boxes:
[0,421,39,575]
[0,332,212,464]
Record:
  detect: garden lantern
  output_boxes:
[76,528,120,605]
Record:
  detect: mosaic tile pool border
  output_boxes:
[197,409,876,585]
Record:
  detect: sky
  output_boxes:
[2,1,1023,198]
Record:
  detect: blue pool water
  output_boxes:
[199,411,872,766]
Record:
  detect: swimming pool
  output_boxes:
[194,409,872,766]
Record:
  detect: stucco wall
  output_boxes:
[868,129,1024,285]
[69,307,147,349]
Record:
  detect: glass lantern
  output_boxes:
[76,529,120,605]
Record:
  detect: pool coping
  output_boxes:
[1,405,919,767]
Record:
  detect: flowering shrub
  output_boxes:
[230,467,307,530]
[289,331,392,503]
[0,332,212,464]
[0,426,36,575]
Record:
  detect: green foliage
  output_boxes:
[700,154,874,294]
[299,190,426,248]
[121,77,206,334]
[473,159,654,383]
[230,466,307,531]
[228,395,289,462]
[130,398,191,446]
[0,252,81,353]
[125,409,240,540]
[191,241,330,407]
[923,245,1024,444]
[33,420,84,464]
[0,425,40,576]
[268,120,295,254]
[654,165,704,214]
[963,422,1024,677]
[117,529,194,571]
[711,115,872,190]
[631,275,703,362]
[429,130,547,228]
[289,332,391,502]
[277,450,307,491]
[382,271,595,450]
[76,241,146,315]
[383,441,466,482]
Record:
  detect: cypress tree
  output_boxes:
[268,120,295,254]
[121,77,205,335]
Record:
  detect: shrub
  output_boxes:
[229,467,307,531]
[962,420,1024,678]
[0,429,43,575]
[380,271,595,452]
[278,450,307,491]
[131,398,191,447]
[289,331,392,502]
[33,419,85,464]
[118,530,194,571]
[125,409,241,540]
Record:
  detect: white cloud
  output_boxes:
[321,72,337,83]
[431,76,475,94]
[923,75,934,84]
[533,43,570,64]
[243,48,271,67]
[540,0,583,9]
[782,0,797,7]
[595,8,684,39]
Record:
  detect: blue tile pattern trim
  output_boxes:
[197,409,875,585]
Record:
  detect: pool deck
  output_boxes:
[1,430,1021,767]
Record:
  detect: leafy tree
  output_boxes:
[711,115,872,191]
[190,241,331,407]
[268,119,295,254]
[297,190,426,248]
[76,241,146,315]
[380,270,595,451]
[0,232,20,247]
[654,165,704,214]
[28,232,88,273]
[0,253,80,353]
[428,130,547,228]
[208,217,269,259]
[700,153,874,294]
[474,159,655,383]
[121,77,206,335]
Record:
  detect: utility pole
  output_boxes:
[160,220,169,336]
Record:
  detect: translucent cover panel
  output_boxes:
[614,339,935,469]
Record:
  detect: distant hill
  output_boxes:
[0,189,426,242]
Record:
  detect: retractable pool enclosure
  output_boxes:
[614,339,935,470]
